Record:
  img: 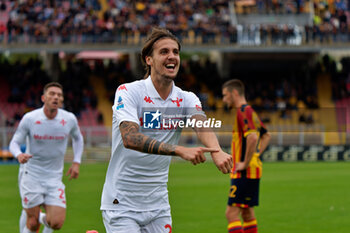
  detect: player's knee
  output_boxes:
[48,219,64,230]
[225,207,240,222]
[50,222,63,230]
[27,216,40,231]
[225,207,238,221]
[241,208,254,221]
[225,208,231,220]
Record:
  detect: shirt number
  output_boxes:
[58,188,64,199]
[229,185,237,198]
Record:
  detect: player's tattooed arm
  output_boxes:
[119,121,143,147]
[120,121,176,155]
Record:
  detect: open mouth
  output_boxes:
[165,64,176,70]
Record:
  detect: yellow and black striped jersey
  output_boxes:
[231,104,267,179]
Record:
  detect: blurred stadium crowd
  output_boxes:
[0,0,350,44]
[0,58,101,127]
[0,0,349,149]
[1,52,350,128]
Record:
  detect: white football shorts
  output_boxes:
[102,208,172,233]
[19,170,66,209]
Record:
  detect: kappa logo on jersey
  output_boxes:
[144,96,154,104]
[117,85,127,91]
[60,119,66,126]
[35,120,41,124]
[195,105,202,111]
[143,110,161,129]
[171,97,183,107]
[116,96,124,110]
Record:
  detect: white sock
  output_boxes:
[23,226,36,233]
[42,226,54,233]
[39,212,48,227]
[39,212,54,233]
[19,209,27,233]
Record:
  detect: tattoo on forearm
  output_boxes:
[159,143,176,155]
[143,137,153,153]
[143,137,175,155]
[131,134,143,146]
[152,141,161,154]
[121,121,176,155]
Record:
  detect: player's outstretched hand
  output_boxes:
[211,150,233,174]
[66,162,80,180]
[17,153,33,164]
[176,146,218,165]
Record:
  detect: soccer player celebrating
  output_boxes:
[100,27,233,233]
[222,79,271,233]
[9,82,84,233]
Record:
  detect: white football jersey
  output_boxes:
[101,77,205,211]
[10,107,83,179]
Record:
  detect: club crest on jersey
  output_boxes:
[171,97,183,107]
[116,96,124,110]
[144,96,154,104]
[143,110,161,129]
[60,119,66,126]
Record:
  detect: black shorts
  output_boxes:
[227,178,260,208]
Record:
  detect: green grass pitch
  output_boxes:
[1,161,349,233]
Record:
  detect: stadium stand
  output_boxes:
[335,97,349,143]
[1,0,350,161]
[2,50,348,147]
[0,57,103,127]
[0,0,350,45]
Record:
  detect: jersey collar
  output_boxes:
[41,106,60,120]
[145,76,176,101]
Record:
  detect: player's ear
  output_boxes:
[146,56,152,66]
[41,94,45,103]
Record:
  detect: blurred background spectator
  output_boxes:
[0,0,350,45]
[0,0,349,146]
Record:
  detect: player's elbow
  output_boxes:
[122,136,131,149]
[121,135,138,150]
[247,133,258,145]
